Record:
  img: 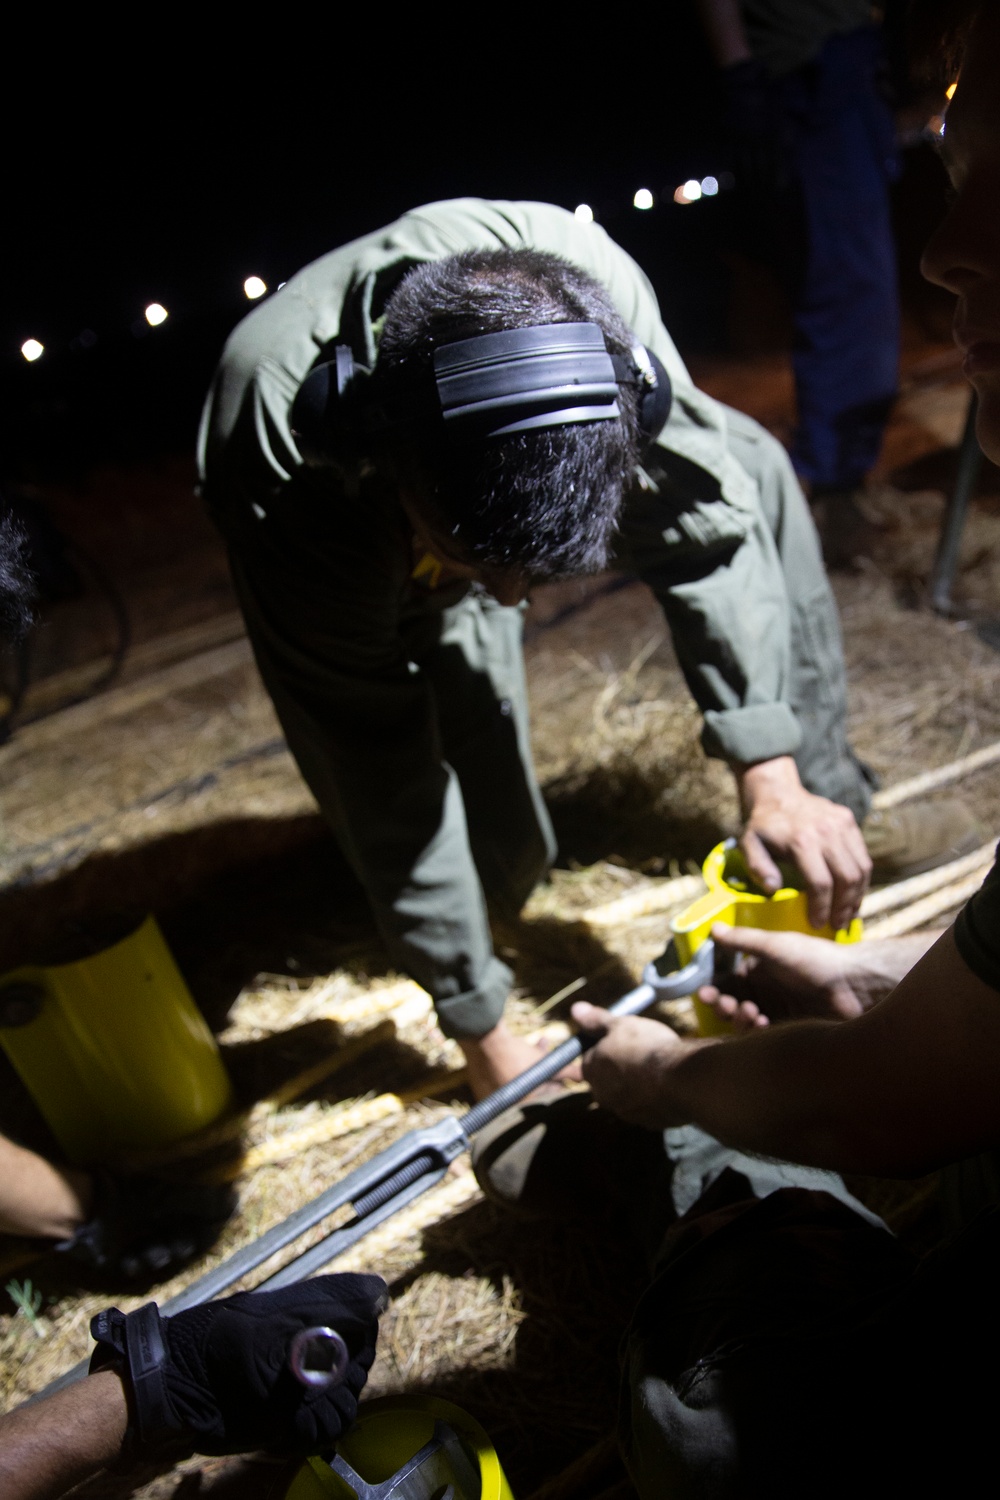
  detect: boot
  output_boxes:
[863,796,985,881]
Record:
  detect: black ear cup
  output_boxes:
[290,329,672,468]
[290,349,369,467]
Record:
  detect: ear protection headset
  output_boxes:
[290,322,671,467]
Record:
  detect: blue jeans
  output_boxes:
[777,26,900,489]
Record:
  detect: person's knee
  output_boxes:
[472,1090,668,1223]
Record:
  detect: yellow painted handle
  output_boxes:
[672,843,862,1037]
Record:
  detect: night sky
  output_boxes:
[7,19,721,341]
[3,9,939,472]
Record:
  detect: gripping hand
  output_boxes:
[90,1273,387,1461]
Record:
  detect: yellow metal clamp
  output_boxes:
[672,841,863,1037]
[0,915,233,1165]
[285,1395,514,1500]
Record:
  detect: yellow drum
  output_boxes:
[0,915,233,1164]
[286,1395,515,1500]
[671,840,863,1037]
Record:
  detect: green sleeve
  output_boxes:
[954,851,1000,993]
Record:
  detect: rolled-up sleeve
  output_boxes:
[615,442,802,767]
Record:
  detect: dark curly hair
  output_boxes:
[377,248,642,581]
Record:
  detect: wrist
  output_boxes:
[844,936,941,1009]
[656,1037,721,1125]
[89,1303,185,1464]
[735,755,802,814]
[84,1368,130,1459]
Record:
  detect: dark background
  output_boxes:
[2,6,949,476]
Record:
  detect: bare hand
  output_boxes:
[698,923,879,1033]
[571,1002,693,1129]
[737,756,871,930]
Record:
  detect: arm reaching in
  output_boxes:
[0,1274,387,1500]
[574,926,1000,1177]
[0,1370,128,1500]
[698,922,944,1032]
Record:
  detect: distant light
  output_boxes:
[682,179,702,202]
[20,338,44,362]
[701,176,719,197]
[244,275,267,299]
[946,81,958,99]
[574,203,594,224]
[633,188,654,211]
[145,303,168,327]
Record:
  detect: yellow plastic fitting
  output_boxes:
[672,841,862,1036]
[0,915,234,1164]
[285,1395,514,1500]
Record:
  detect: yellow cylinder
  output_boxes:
[285,1395,515,1500]
[0,915,234,1164]
[671,841,863,1037]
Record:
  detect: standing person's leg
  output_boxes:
[416,592,557,920]
[780,26,900,495]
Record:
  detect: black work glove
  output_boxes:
[57,1171,236,1284]
[90,1273,387,1461]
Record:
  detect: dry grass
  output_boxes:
[1,406,999,1495]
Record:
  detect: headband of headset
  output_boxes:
[290,320,671,466]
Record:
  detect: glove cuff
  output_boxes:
[90,1304,184,1461]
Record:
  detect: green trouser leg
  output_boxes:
[405,590,558,920]
[232,551,554,963]
[723,410,875,822]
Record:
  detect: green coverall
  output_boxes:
[198,199,871,1041]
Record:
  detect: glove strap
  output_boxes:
[90,1303,179,1458]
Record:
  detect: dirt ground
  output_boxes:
[0,325,998,1499]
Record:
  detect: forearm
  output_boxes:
[666,1024,864,1168]
[667,929,1000,1174]
[0,1371,128,1500]
[0,1137,91,1238]
[695,0,752,66]
[851,932,946,1006]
